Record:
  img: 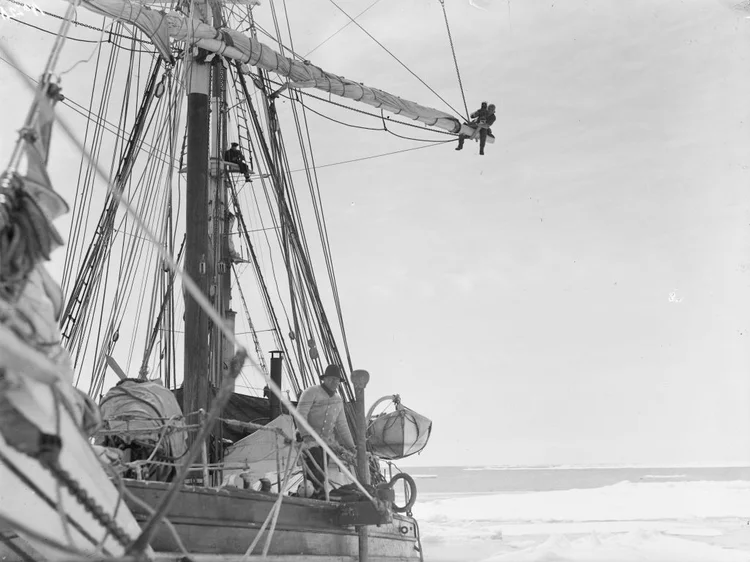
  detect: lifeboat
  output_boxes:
[366,395,432,460]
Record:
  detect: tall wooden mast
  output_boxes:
[183,0,236,477]
[183,0,212,446]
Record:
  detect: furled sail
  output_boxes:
[79,0,475,136]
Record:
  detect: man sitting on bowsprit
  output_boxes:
[456,102,496,156]
[224,142,252,182]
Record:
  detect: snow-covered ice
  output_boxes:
[414,480,750,561]
[482,531,750,562]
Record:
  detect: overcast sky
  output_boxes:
[2,0,749,467]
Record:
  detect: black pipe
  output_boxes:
[269,351,283,419]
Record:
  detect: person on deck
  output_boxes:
[456,102,496,156]
[296,364,356,498]
[224,142,252,182]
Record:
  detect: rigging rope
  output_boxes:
[270,91,327,373]
[289,141,450,172]
[99,64,177,390]
[0,58,177,170]
[275,83,456,135]
[325,0,465,118]
[230,64,310,392]
[304,0,384,58]
[3,0,77,176]
[68,29,125,387]
[61,25,125,293]
[231,263,271,378]
[262,101,358,410]
[236,20,312,385]
[268,0,319,390]
[59,23,111,77]
[438,0,470,121]
[234,62,354,399]
[292,91,357,373]
[229,106,304,393]
[297,97,451,143]
[380,115,451,143]
[5,0,145,41]
[6,17,102,43]
[299,101,386,132]
[60,51,166,393]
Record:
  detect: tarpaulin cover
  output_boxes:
[97,379,187,459]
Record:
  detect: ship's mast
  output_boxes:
[183,0,236,481]
[183,0,212,450]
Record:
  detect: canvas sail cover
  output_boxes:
[96,379,187,460]
[367,405,432,460]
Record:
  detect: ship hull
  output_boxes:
[124,480,421,561]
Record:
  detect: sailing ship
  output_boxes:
[0,0,484,559]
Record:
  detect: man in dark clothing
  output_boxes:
[455,102,487,152]
[224,142,252,182]
[472,101,489,123]
[456,103,496,155]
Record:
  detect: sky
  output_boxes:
[1,0,750,468]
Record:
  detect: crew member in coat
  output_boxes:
[296,364,356,497]
[456,102,496,155]
[471,101,489,124]
[224,142,252,182]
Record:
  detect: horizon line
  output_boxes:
[396,462,750,470]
